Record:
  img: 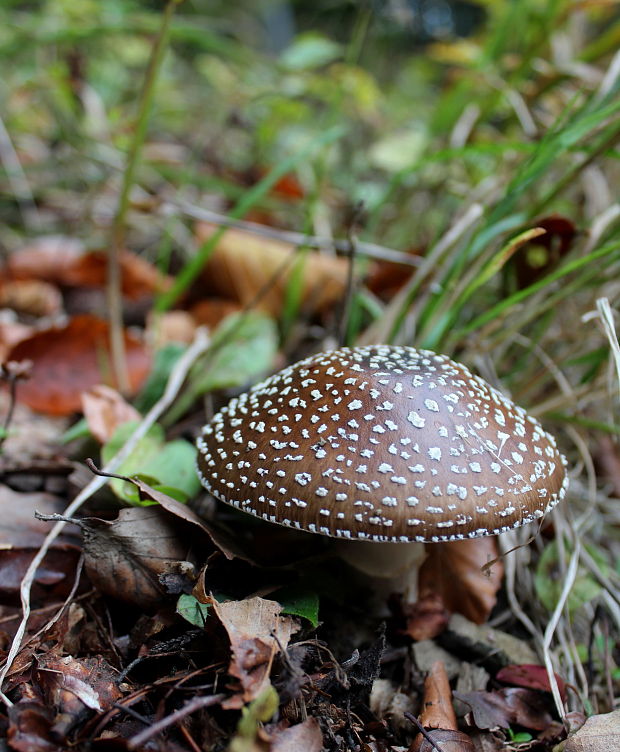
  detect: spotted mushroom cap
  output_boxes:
[196,346,568,543]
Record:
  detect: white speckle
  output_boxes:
[356,464,368,473]
[424,399,439,412]
[428,447,442,461]
[382,496,398,506]
[348,399,363,410]
[316,487,328,497]
[491,462,501,474]
[511,451,524,464]
[336,493,347,502]
[378,462,394,473]
[295,472,311,486]
[407,411,426,428]
[473,485,488,496]
[469,462,482,473]
[409,464,425,473]
[391,476,407,485]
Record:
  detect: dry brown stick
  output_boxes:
[164,199,420,267]
[127,694,225,749]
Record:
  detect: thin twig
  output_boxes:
[127,694,225,749]
[404,712,443,751]
[108,0,181,394]
[0,328,210,706]
[163,199,420,267]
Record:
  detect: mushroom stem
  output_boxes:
[335,539,427,602]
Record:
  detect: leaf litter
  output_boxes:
[1,2,620,748]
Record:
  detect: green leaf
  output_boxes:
[280,32,342,71]
[101,421,201,505]
[133,343,186,413]
[176,594,210,627]
[274,585,320,628]
[166,312,278,424]
[535,540,609,614]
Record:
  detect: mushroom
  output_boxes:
[196,345,568,585]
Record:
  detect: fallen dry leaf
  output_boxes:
[0,279,63,318]
[63,249,172,300]
[0,486,81,606]
[496,664,567,703]
[7,700,63,752]
[35,653,121,737]
[207,596,300,709]
[8,314,151,415]
[270,717,323,752]
[405,592,451,641]
[454,687,553,732]
[5,236,83,285]
[417,538,503,625]
[145,310,197,348]
[76,506,198,611]
[81,384,141,444]
[564,710,620,751]
[196,222,349,317]
[190,298,242,329]
[410,661,474,752]
[0,319,33,361]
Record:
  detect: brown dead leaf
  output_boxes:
[418,538,503,625]
[195,222,348,317]
[8,314,151,415]
[35,653,122,737]
[564,710,620,751]
[409,661,475,751]
[0,280,63,318]
[77,506,197,611]
[190,298,242,329]
[145,310,197,348]
[496,664,567,703]
[405,592,451,641]
[63,249,172,300]
[453,688,553,731]
[5,236,83,285]
[7,700,63,752]
[0,320,33,361]
[207,596,300,709]
[0,486,81,606]
[270,718,323,752]
[81,384,141,444]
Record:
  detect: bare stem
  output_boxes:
[108,0,181,393]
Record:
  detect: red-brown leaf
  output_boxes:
[8,315,150,415]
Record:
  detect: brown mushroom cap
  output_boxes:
[196,346,568,542]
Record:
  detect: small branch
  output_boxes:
[0,360,32,451]
[127,694,225,749]
[162,199,420,268]
[108,0,181,393]
[0,328,210,706]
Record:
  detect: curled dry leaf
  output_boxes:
[564,710,620,751]
[496,664,567,703]
[0,279,63,318]
[409,661,473,752]
[190,298,242,329]
[0,486,81,606]
[0,320,33,361]
[34,653,121,737]
[195,221,349,317]
[417,538,503,625]
[145,310,197,349]
[453,687,553,732]
[77,506,199,611]
[5,236,83,285]
[206,596,300,709]
[81,384,141,444]
[7,701,62,752]
[8,314,150,415]
[63,249,172,300]
[270,717,324,752]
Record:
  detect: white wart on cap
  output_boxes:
[196,346,568,543]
